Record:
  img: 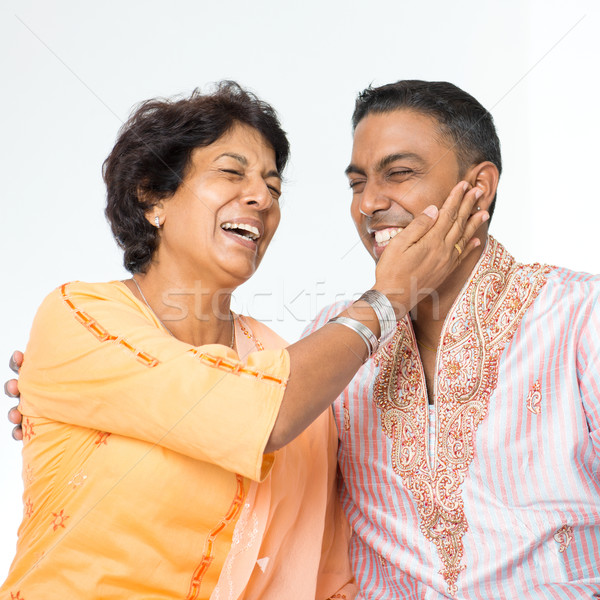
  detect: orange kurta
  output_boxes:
[1,281,355,599]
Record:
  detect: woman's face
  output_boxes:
[151,123,282,289]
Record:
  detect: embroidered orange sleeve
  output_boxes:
[18,282,289,481]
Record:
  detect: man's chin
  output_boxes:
[365,246,379,263]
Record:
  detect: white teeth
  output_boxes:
[221,222,260,241]
[374,228,401,244]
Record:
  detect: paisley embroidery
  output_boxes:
[374,237,550,596]
[526,380,542,414]
[554,525,573,552]
[343,404,351,431]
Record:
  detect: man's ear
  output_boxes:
[465,161,499,213]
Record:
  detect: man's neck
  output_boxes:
[410,237,487,347]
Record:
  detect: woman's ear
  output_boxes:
[137,186,164,229]
[145,209,163,229]
[465,161,499,213]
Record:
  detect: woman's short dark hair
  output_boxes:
[103,81,290,273]
[352,80,502,220]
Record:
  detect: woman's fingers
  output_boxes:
[380,180,479,257]
[455,235,482,264]
[381,205,439,254]
[431,182,489,266]
[443,186,484,243]
[453,209,489,260]
[431,181,471,237]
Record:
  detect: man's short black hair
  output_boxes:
[352,80,502,219]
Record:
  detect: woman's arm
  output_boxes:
[266,181,486,451]
[18,280,289,480]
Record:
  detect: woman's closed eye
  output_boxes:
[267,184,281,199]
[220,168,244,177]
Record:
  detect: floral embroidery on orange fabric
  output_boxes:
[187,349,287,387]
[373,237,550,597]
[68,469,88,489]
[24,498,34,518]
[526,380,542,414]
[24,464,34,484]
[10,591,24,599]
[60,283,159,368]
[554,525,573,552]
[186,474,246,600]
[51,509,70,531]
[94,431,111,446]
[22,418,35,441]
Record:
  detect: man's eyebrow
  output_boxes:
[215,153,281,180]
[345,163,365,176]
[345,152,425,176]
[376,152,425,171]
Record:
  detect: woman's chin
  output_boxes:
[214,258,260,288]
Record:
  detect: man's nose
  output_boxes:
[357,181,391,217]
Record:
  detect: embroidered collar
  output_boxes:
[373,236,551,596]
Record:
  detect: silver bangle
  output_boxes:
[358,290,397,346]
[327,316,378,358]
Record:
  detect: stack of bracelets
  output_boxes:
[327,290,396,358]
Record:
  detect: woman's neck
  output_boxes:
[125,268,235,348]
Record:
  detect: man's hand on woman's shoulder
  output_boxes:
[5,350,23,440]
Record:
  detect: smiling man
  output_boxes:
[307,80,600,599]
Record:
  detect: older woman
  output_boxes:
[1,82,485,599]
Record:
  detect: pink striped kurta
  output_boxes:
[306,238,600,599]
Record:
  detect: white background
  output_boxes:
[1,0,598,578]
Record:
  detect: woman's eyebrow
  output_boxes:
[265,170,281,180]
[214,152,248,165]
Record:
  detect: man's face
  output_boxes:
[347,109,463,261]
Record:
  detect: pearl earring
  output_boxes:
[154,216,161,228]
